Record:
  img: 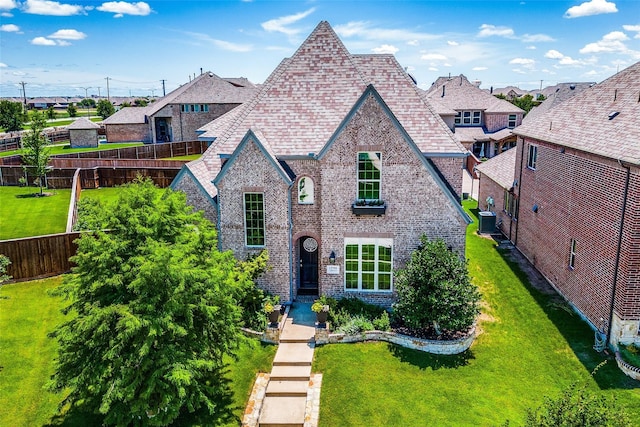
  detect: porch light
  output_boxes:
[329,251,336,264]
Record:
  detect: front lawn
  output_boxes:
[313,201,640,426]
[0,187,71,240]
[0,276,277,427]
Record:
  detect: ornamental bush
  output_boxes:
[393,236,480,334]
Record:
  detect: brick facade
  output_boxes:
[151,103,240,143]
[514,136,640,346]
[172,172,217,224]
[105,123,151,143]
[485,112,522,133]
[69,128,98,148]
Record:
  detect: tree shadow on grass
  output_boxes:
[44,372,239,427]
[495,246,639,391]
[388,343,475,371]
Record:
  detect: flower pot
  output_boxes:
[316,311,328,324]
[268,305,281,325]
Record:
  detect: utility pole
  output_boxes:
[540,80,543,91]
[19,81,27,113]
[105,77,111,102]
[97,87,101,98]
[81,87,92,118]
[160,79,166,96]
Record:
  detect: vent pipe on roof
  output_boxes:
[614,89,617,101]
[490,86,493,94]
[200,68,203,75]
[442,85,445,97]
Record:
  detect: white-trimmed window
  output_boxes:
[357,152,382,201]
[244,193,265,247]
[455,110,482,126]
[569,239,577,269]
[503,190,519,220]
[527,144,538,170]
[508,114,517,129]
[297,177,314,204]
[344,238,393,291]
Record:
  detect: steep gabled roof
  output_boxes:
[525,82,595,122]
[198,21,464,157]
[424,74,524,114]
[67,117,100,129]
[515,61,640,165]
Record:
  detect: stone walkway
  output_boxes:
[244,303,322,427]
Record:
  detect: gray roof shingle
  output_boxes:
[475,148,517,189]
[67,117,100,130]
[515,61,640,165]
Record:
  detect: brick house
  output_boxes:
[67,117,100,148]
[424,75,524,159]
[171,21,470,304]
[506,62,640,347]
[103,73,257,144]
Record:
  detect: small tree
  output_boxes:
[0,255,11,284]
[96,99,115,119]
[67,102,78,117]
[46,106,57,120]
[134,98,148,107]
[79,98,96,108]
[21,110,51,196]
[0,100,25,131]
[49,179,255,425]
[394,236,480,333]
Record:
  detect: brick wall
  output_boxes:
[69,129,98,148]
[477,173,516,239]
[485,113,522,133]
[514,136,640,345]
[105,123,151,143]
[152,103,240,143]
[172,172,217,224]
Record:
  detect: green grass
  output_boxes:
[0,276,277,427]
[620,344,640,367]
[0,187,71,239]
[78,187,123,206]
[313,200,640,426]
[0,142,144,158]
[161,154,202,161]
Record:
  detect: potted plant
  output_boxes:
[311,301,330,325]
[264,296,281,326]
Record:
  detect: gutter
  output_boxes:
[514,137,526,246]
[607,159,631,347]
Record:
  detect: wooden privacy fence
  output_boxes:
[54,140,208,160]
[0,232,81,281]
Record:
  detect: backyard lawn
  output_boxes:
[0,276,277,427]
[0,187,71,239]
[313,201,640,426]
[0,142,144,158]
[79,186,123,206]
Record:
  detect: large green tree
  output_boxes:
[0,100,25,132]
[21,110,51,195]
[49,180,255,426]
[393,236,480,333]
[67,102,78,117]
[96,99,116,119]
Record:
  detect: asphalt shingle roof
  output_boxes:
[475,148,517,189]
[524,82,595,123]
[67,117,100,129]
[515,61,640,165]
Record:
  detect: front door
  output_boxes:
[299,237,318,295]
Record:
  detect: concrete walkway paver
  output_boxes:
[252,302,320,427]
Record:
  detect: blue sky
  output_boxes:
[1,0,639,97]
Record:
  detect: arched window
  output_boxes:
[298,177,314,204]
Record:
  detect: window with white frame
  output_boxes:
[345,238,393,291]
[357,152,382,201]
[569,239,577,269]
[508,114,517,129]
[527,144,538,170]
[455,110,482,126]
[244,193,265,247]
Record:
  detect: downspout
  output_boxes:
[212,183,222,252]
[514,137,526,246]
[607,159,631,347]
[287,183,294,304]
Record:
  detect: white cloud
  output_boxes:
[428,67,438,72]
[183,31,252,52]
[623,24,640,39]
[544,49,564,59]
[261,8,315,35]
[564,0,617,18]
[512,68,527,74]
[97,2,152,17]
[1,12,13,16]
[0,0,17,10]
[526,45,537,50]
[477,24,514,38]
[0,62,7,67]
[372,44,398,54]
[421,53,448,61]
[49,29,86,40]
[580,31,629,53]
[23,0,87,16]
[31,36,57,45]
[472,66,488,71]
[56,40,71,46]
[407,39,419,46]
[447,40,459,46]
[509,58,535,67]
[334,21,440,42]
[0,23,19,32]
[522,33,555,43]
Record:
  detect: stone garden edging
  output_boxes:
[615,352,640,381]
[314,326,476,355]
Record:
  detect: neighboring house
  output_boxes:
[509,61,640,347]
[172,21,470,304]
[103,72,257,144]
[524,82,595,123]
[424,75,524,159]
[490,86,526,101]
[67,117,100,148]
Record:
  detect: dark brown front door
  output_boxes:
[299,237,318,295]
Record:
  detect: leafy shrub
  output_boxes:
[336,315,374,335]
[372,310,391,331]
[394,236,480,334]
[326,297,390,332]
